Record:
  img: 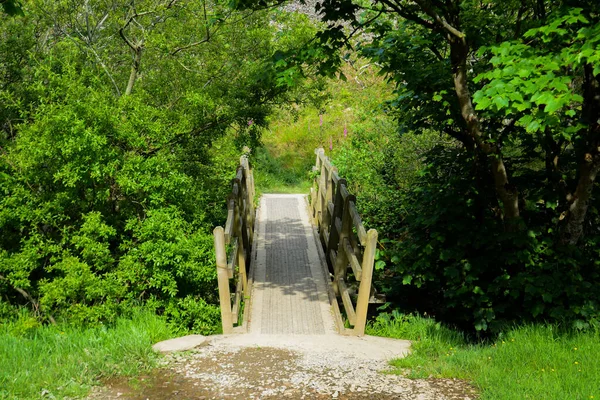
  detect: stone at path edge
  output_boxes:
[152,335,207,353]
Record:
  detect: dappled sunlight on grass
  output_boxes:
[255,61,393,195]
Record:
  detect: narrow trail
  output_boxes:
[90,195,477,400]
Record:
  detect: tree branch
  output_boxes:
[345,9,385,44]
[171,38,210,55]
[170,3,233,55]
[412,0,465,38]
[0,273,56,324]
[375,0,435,29]
[119,10,155,51]
[428,44,444,61]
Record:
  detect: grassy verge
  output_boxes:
[367,311,600,400]
[0,310,174,400]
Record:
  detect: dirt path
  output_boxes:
[90,335,477,400]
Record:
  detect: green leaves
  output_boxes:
[1,0,24,16]
[0,0,314,329]
[473,7,598,149]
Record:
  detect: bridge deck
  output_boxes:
[249,194,336,335]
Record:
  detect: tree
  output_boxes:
[240,0,599,243]
[0,0,317,327]
[233,0,600,329]
[1,0,23,15]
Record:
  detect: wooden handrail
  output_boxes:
[309,148,378,336]
[213,155,255,334]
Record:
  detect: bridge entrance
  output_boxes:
[213,150,378,336]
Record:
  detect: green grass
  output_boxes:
[253,145,313,194]
[367,311,600,399]
[0,310,174,400]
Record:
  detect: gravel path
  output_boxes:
[91,335,477,400]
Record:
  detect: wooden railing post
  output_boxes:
[234,199,248,296]
[354,229,378,336]
[327,177,345,254]
[214,226,233,334]
[332,195,351,294]
[322,166,336,243]
[241,156,255,246]
[312,148,325,224]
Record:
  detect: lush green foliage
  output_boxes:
[379,147,600,331]
[254,60,392,192]
[367,311,600,399]
[1,0,23,16]
[282,0,600,332]
[0,309,174,400]
[0,0,314,330]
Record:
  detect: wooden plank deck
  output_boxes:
[249,194,335,335]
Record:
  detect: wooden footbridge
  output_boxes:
[213,149,378,336]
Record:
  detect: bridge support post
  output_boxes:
[214,226,233,334]
[354,229,378,336]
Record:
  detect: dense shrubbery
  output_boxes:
[382,148,600,332]
[0,0,315,331]
[334,128,600,333]
[3,0,599,338]
[289,1,600,333]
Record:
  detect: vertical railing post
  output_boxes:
[241,156,255,246]
[354,229,378,336]
[236,175,250,257]
[327,178,345,252]
[318,160,327,229]
[322,166,335,242]
[333,195,352,293]
[315,147,324,169]
[214,226,233,334]
[234,199,248,296]
[313,149,324,222]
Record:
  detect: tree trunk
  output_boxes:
[561,159,600,245]
[125,46,142,96]
[560,64,600,245]
[448,36,521,225]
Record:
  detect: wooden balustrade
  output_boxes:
[309,148,378,336]
[213,155,255,334]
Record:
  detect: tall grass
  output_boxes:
[254,61,393,194]
[367,311,600,399]
[252,146,313,194]
[0,310,174,400]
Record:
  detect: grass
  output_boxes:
[252,145,313,194]
[0,310,174,400]
[366,311,600,399]
[254,59,392,195]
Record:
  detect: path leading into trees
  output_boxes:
[89,194,477,399]
[249,194,336,335]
